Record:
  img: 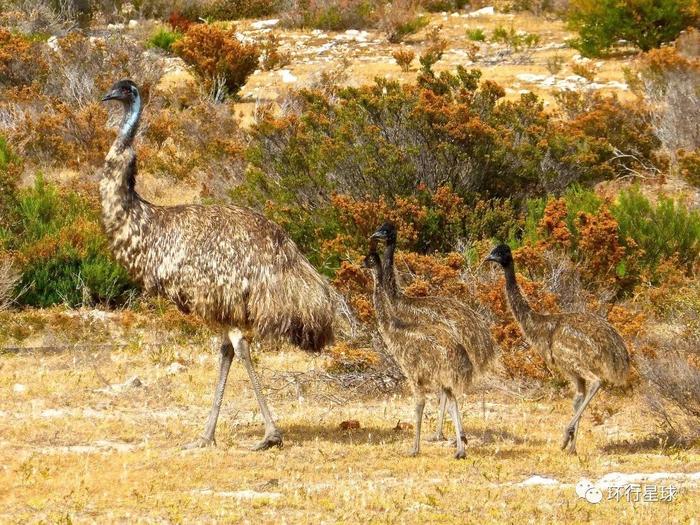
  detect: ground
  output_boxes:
[1,319,698,523]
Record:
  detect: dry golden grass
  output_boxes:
[1,310,698,523]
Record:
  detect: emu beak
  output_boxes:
[101,91,118,102]
[485,254,498,264]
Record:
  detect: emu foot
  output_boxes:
[251,429,283,451]
[182,436,215,450]
[561,425,575,451]
[454,449,466,460]
[426,432,447,442]
[407,447,420,457]
[449,433,468,447]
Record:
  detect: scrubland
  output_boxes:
[0,0,699,522]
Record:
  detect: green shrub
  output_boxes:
[466,28,486,41]
[567,0,699,57]
[148,27,182,51]
[5,177,136,307]
[612,186,700,272]
[0,136,20,233]
[492,25,541,51]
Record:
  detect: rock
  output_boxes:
[12,384,26,394]
[96,375,143,394]
[41,409,65,418]
[107,23,125,31]
[517,475,560,486]
[47,35,59,52]
[279,70,297,83]
[468,6,495,17]
[166,362,187,374]
[128,19,138,29]
[250,19,279,30]
[516,73,547,83]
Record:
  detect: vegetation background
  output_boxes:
[0,0,698,522]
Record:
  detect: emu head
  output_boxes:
[485,244,513,268]
[370,221,397,245]
[101,79,139,105]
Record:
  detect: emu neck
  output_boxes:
[117,96,141,152]
[381,239,399,299]
[100,96,148,254]
[371,265,393,325]
[503,263,537,338]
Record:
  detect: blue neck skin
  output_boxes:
[117,94,141,150]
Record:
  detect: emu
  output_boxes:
[371,222,499,442]
[100,80,334,450]
[364,247,473,459]
[486,244,630,454]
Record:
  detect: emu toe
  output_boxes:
[426,432,447,443]
[182,437,216,450]
[252,430,283,451]
[454,449,466,460]
[561,426,575,451]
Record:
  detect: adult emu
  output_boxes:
[486,244,630,454]
[100,80,334,450]
[371,222,499,441]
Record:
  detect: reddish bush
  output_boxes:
[173,24,259,98]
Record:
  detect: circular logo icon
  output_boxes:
[576,479,594,499]
[585,487,603,504]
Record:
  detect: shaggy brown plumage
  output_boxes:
[486,244,631,454]
[100,80,334,450]
[365,248,473,459]
[371,222,499,441]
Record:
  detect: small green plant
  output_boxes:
[466,28,486,41]
[387,15,429,43]
[545,53,564,74]
[5,177,137,307]
[491,25,540,51]
[148,27,182,52]
[567,0,698,56]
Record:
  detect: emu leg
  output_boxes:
[183,339,235,449]
[230,329,283,451]
[561,379,601,454]
[426,392,448,442]
[447,393,466,459]
[409,393,426,456]
[566,376,586,455]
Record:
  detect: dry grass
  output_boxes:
[0,312,698,523]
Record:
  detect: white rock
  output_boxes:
[280,70,297,83]
[606,81,628,90]
[518,475,560,486]
[468,6,495,17]
[167,362,187,374]
[13,384,26,394]
[107,23,125,30]
[250,19,279,30]
[41,409,65,418]
[128,19,138,29]
[565,74,588,83]
[516,73,547,83]
[345,29,360,35]
[47,35,59,52]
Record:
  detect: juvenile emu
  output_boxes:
[371,222,499,441]
[100,80,334,450]
[365,247,473,459]
[486,244,630,454]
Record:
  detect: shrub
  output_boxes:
[0,257,18,310]
[260,33,292,71]
[567,0,699,56]
[466,28,486,41]
[0,135,21,232]
[631,38,700,159]
[491,25,540,51]
[4,177,136,307]
[379,0,429,43]
[173,23,259,99]
[546,53,564,74]
[570,60,596,81]
[285,0,378,31]
[392,47,416,71]
[677,149,700,187]
[0,28,46,88]
[148,27,182,52]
